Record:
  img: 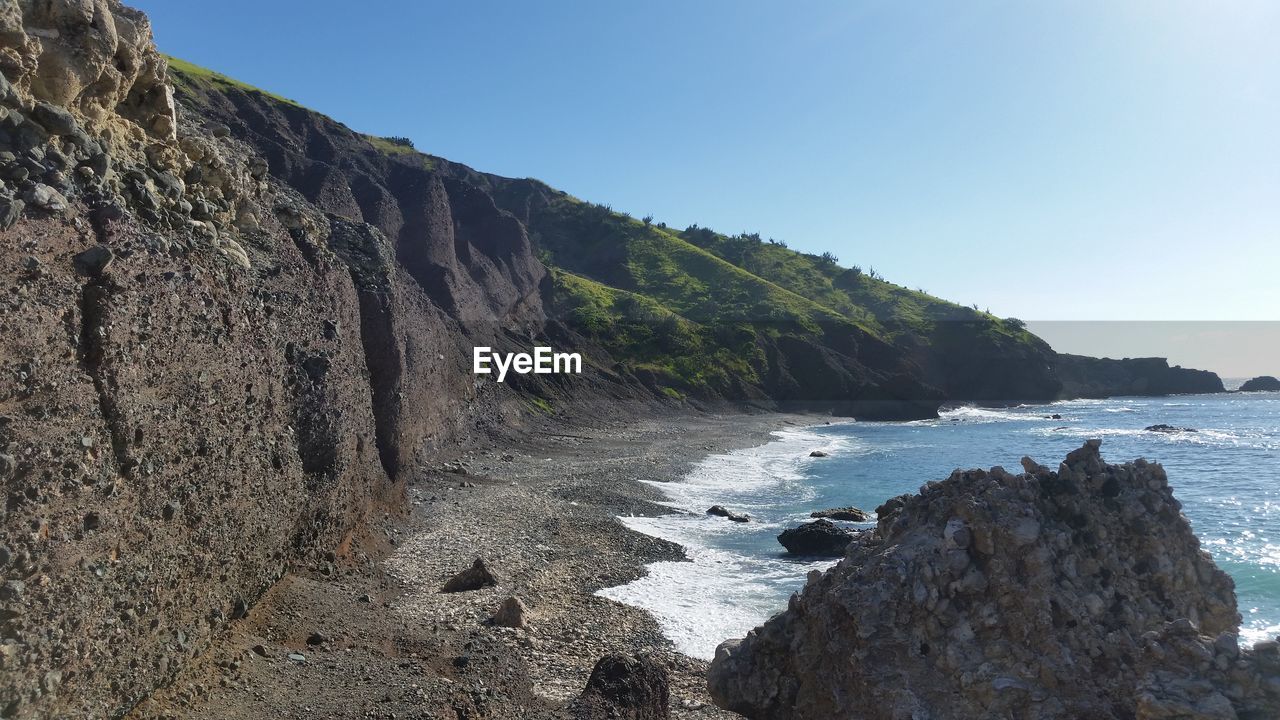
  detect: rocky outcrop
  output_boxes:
[1055,354,1226,399]
[809,506,871,522]
[776,519,856,556]
[709,442,1279,719]
[707,505,750,523]
[1240,376,1280,392]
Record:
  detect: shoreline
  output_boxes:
[129,410,818,719]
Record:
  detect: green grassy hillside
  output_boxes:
[163,54,1060,409]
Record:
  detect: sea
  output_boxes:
[599,388,1280,661]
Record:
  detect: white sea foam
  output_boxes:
[597,425,845,659]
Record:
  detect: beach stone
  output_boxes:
[809,450,828,457]
[492,597,527,628]
[573,654,670,720]
[441,558,497,593]
[709,441,1274,719]
[777,519,855,557]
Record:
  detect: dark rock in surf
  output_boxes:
[777,519,855,557]
[707,506,750,523]
[809,450,828,458]
[1145,424,1197,434]
[809,506,871,522]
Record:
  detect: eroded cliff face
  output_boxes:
[707,442,1280,719]
[0,2,574,717]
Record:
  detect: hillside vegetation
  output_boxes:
[163,54,1060,409]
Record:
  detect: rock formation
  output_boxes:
[776,519,856,556]
[809,506,872,522]
[707,505,750,523]
[1240,376,1280,392]
[709,442,1280,719]
[1054,355,1225,399]
[0,2,1249,716]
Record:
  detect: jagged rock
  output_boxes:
[707,505,750,523]
[0,194,22,229]
[709,442,1276,720]
[776,519,855,556]
[572,654,670,720]
[809,506,871,522]
[1240,375,1280,392]
[492,597,527,628]
[440,558,497,593]
[1145,424,1198,434]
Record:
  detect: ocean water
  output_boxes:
[599,390,1280,660]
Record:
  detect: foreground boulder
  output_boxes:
[1240,375,1280,392]
[809,506,871,522]
[440,558,497,593]
[777,519,855,556]
[710,441,1279,719]
[572,654,670,720]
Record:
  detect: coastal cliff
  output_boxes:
[707,442,1279,719]
[1054,354,1226,399]
[0,2,1239,717]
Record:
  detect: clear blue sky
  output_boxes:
[135,0,1278,324]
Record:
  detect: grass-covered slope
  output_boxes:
[163,54,1057,414]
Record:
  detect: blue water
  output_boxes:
[599,391,1280,660]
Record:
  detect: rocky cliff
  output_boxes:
[0,2,618,716]
[1054,354,1226,399]
[0,2,1242,717]
[707,441,1279,719]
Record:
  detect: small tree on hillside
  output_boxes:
[820,251,838,265]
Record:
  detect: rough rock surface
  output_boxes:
[710,442,1280,719]
[1240,375,1280,392]
[776,518,856,556]
[809,506,871,522]
[573,654,671,720]
[441,558,498,593]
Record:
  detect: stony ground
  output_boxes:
[129,411,814,719]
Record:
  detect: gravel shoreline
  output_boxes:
[130,410,817,719]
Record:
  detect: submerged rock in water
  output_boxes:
[777,519,855,556]
[1145,424,1198,433]
[809,506,872,522]
[809,450,829,458]
[707,505,750,523]
[1240,375,1280,392]
[709,441,1279,719]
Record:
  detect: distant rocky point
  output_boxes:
[1240,376,1280,392]
[709,441,1280,719]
